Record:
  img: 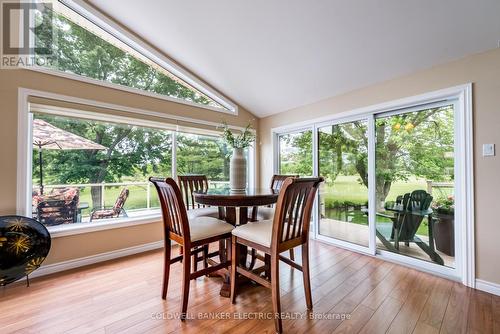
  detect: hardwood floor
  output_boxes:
[0,240,498,334]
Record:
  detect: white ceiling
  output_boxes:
[88,0,500,117]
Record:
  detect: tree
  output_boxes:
[319,122,368,186]
[371,107,453,205]
[176,133,231,181]
[282,106,454,208]
[36,9,219,107]
[279,131,313,176]
[35,115,172,207]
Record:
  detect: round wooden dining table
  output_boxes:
[193,187,278,297]
[193,187,278,225]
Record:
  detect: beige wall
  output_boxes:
[259,48,500,285]
[0,68,259,265]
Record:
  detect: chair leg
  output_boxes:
[180,247,191,320]
[203,245,209,270]
[248,248,257,270]
[193,247,198,272]
[162,240,171,300]
[179,245,183,263]
[289,248,295,261]
[394,228,400,250]
[226,237,232,266]
[301,243,313,310]
[271,253,283,333]
[219,239,226,263]
[264,253,271,279]
[230,236,238,304]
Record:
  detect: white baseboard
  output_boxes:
[30,240,164,279]
[475,279,500,296]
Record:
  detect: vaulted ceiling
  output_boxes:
[88,0,500,117]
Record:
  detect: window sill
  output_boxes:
[47,213,162,238]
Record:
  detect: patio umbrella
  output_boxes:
[32,119,107,194]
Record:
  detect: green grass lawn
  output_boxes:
[320,175,429,205]
[75,185,160,217]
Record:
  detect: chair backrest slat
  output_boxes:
[268,174,299,209]
[284,188,295,240]
[178,175,209,210]
[272,177,323,249]
[292,187,307,239]
[150,177,190,242]
[270,174,299,191]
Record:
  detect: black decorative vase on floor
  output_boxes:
[0,216,51,286]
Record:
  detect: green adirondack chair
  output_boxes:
[376,190,444,265]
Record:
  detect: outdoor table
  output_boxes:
[193,187,279,297]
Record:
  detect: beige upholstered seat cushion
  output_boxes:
[187,207,220,220]
[232,220,275,247]
[189,216,234,242]
[255,207,275,221]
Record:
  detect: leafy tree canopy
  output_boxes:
[279,106,454,204]
[35,6,222,109]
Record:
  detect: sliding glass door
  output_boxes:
[274,96,464,279]
[375,103,456,268]
[317,120,370,248]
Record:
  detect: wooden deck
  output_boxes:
[0,240,497,334]
[319,219,455,267]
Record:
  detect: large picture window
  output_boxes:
[28,107,250,228]
[31,113,171,226]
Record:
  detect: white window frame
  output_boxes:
[17,88,255,238]
[271,84,474,288]
[272,125,317,235]
[26,0,238,114]
[313,115,375,256]
[274,126,315,176]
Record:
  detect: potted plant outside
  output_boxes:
[432,195,455,256]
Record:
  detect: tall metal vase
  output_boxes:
[230,148,247,191]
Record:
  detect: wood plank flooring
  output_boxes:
[0,240,498,334]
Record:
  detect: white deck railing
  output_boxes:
[426,180,454,195]
[34,180,230,210]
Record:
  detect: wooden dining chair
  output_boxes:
[178,175,220,219]
[254,174,300,218]
[231,177,324,333]
[149,177,234,319]
[178,175,221,270]
[252,174,299,260]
